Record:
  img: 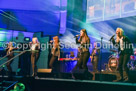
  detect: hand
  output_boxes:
[74,34,80,38]
[111,37,114,41]
[50,40,53,43]
[90,56,92,59]
[90,56,93,63]
[58,58,60,60]
[29,42,32,45]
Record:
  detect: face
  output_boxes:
[94,42,97,47]
[80,30,84,37]
[8,42,12,47]
[53,38,58,44]
[9,42,12,45]
[32,38,37,44]
[116,29,121,38]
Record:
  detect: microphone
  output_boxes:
[109,34,115,41]
[74,34,80,38]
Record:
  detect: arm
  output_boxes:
[58,46,60,60]
[87,38,90,47]
[90,49,94,56]
[111,38,119,46]
[76,37,81,44]
[124,36,133,54]
[111,38,116,45]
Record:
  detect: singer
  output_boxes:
[73,29,90,70]
[49,36,60,71]
[6,42,15,76]
[30,37,40,76]
[111,28,133,82]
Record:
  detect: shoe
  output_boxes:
[72,74,75,79]
[113,79,124,82]
[31,73,34,77]
[123,77,129,82]
[113,77,123,82]
[16,68,21,75]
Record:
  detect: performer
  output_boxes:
[90,42,100,72]
[73,29,90,70]
[49,36,60,69]
[30,37,40,76]
[5,42,15,75]
[111,28,133,82]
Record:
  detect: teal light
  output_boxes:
[79,21,100,40]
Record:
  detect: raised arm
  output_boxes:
[76,37,81,44]
[111,38,119,45]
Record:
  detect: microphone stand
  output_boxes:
[100,37,103,81]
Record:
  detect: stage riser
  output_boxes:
[95,74,117,81]
[32,79,136,91]
[37,72,117,81]
[129,70,136,82]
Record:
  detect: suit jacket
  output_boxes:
[51,43,60,58]
[76,37,90,53]
[112,35,133,55]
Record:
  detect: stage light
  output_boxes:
[10,82,25,91]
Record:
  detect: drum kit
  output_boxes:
[107,49,136,72]
[108,50,119,72]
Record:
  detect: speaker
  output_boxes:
[72,69,93,80]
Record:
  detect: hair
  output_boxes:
[80,29,89,42]
[53,36,59,48]
[32,37,39,43]
[116,28,124,43]
[8,42,13,48]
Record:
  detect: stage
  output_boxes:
[1,0,136,91]
[33,77,136,91]
[1,70,136,91]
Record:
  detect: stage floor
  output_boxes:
[36,77,136,86]
[0,74,136,91]
[0,70,136,91]
[32,76,136,91]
